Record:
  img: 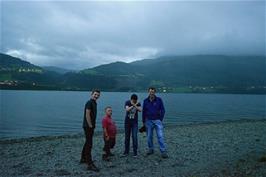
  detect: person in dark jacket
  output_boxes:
[142,87,168,158]
[123,94,142,157]
[80,89,101,172]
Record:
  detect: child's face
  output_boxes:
[105,108,112,116]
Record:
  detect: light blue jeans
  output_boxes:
[145,119,166,153]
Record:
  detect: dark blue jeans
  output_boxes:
[124,121,138,155]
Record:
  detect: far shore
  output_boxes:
[1,119,266,177]
[1,88,266,95]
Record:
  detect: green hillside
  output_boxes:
[0,53,42,72]
[81,55,266,93]
[1,53,265,93]
[0,53,60,89]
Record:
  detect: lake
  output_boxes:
[0,90,265,139]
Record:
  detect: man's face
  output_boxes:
[91,92,100,100]
[149,89,156,97]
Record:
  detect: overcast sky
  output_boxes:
[1,1,265,70]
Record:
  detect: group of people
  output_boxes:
[80,87,168,172]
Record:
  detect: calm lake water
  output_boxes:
[0,90,265,139]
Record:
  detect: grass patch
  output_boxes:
[0,74,12,81]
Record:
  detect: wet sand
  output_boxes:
[1,119,266,177]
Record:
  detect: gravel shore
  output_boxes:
[1,119,266,177]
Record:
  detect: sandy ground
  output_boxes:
[1,119,266,177]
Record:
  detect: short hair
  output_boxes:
[91,89,100,95]
[148,87,156,91]
[105,106,112,111]
[131,94,138,100]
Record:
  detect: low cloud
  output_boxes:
[2,1,265,70]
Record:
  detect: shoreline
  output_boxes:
[1,119,266,177]
[1,118,265,144]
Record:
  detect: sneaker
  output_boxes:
[121,152,129,157]
[87,163,100,172]
[79,158,87,164]
[161,152,169,159]
[146,150,154,155]
[109,152,115,156]
[133,151,138,157]
[102,154,110,161]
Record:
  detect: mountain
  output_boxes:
[1,53,266,93]
[0,53,42,71]
[81,55,266,93]
[0,54,61,90]
[0,53,116,90]
[42,66,76,74]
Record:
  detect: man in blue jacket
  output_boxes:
[142,87,168,158]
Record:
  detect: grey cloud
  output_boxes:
[2,1,265,70]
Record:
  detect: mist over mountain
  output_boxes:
[42,66,76,74]
[1,53,265,94]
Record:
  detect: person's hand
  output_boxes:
[105,135,110,141]
[133,102,139,107]
[131,101,138,107]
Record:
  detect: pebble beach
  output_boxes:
[1,119,266,177]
